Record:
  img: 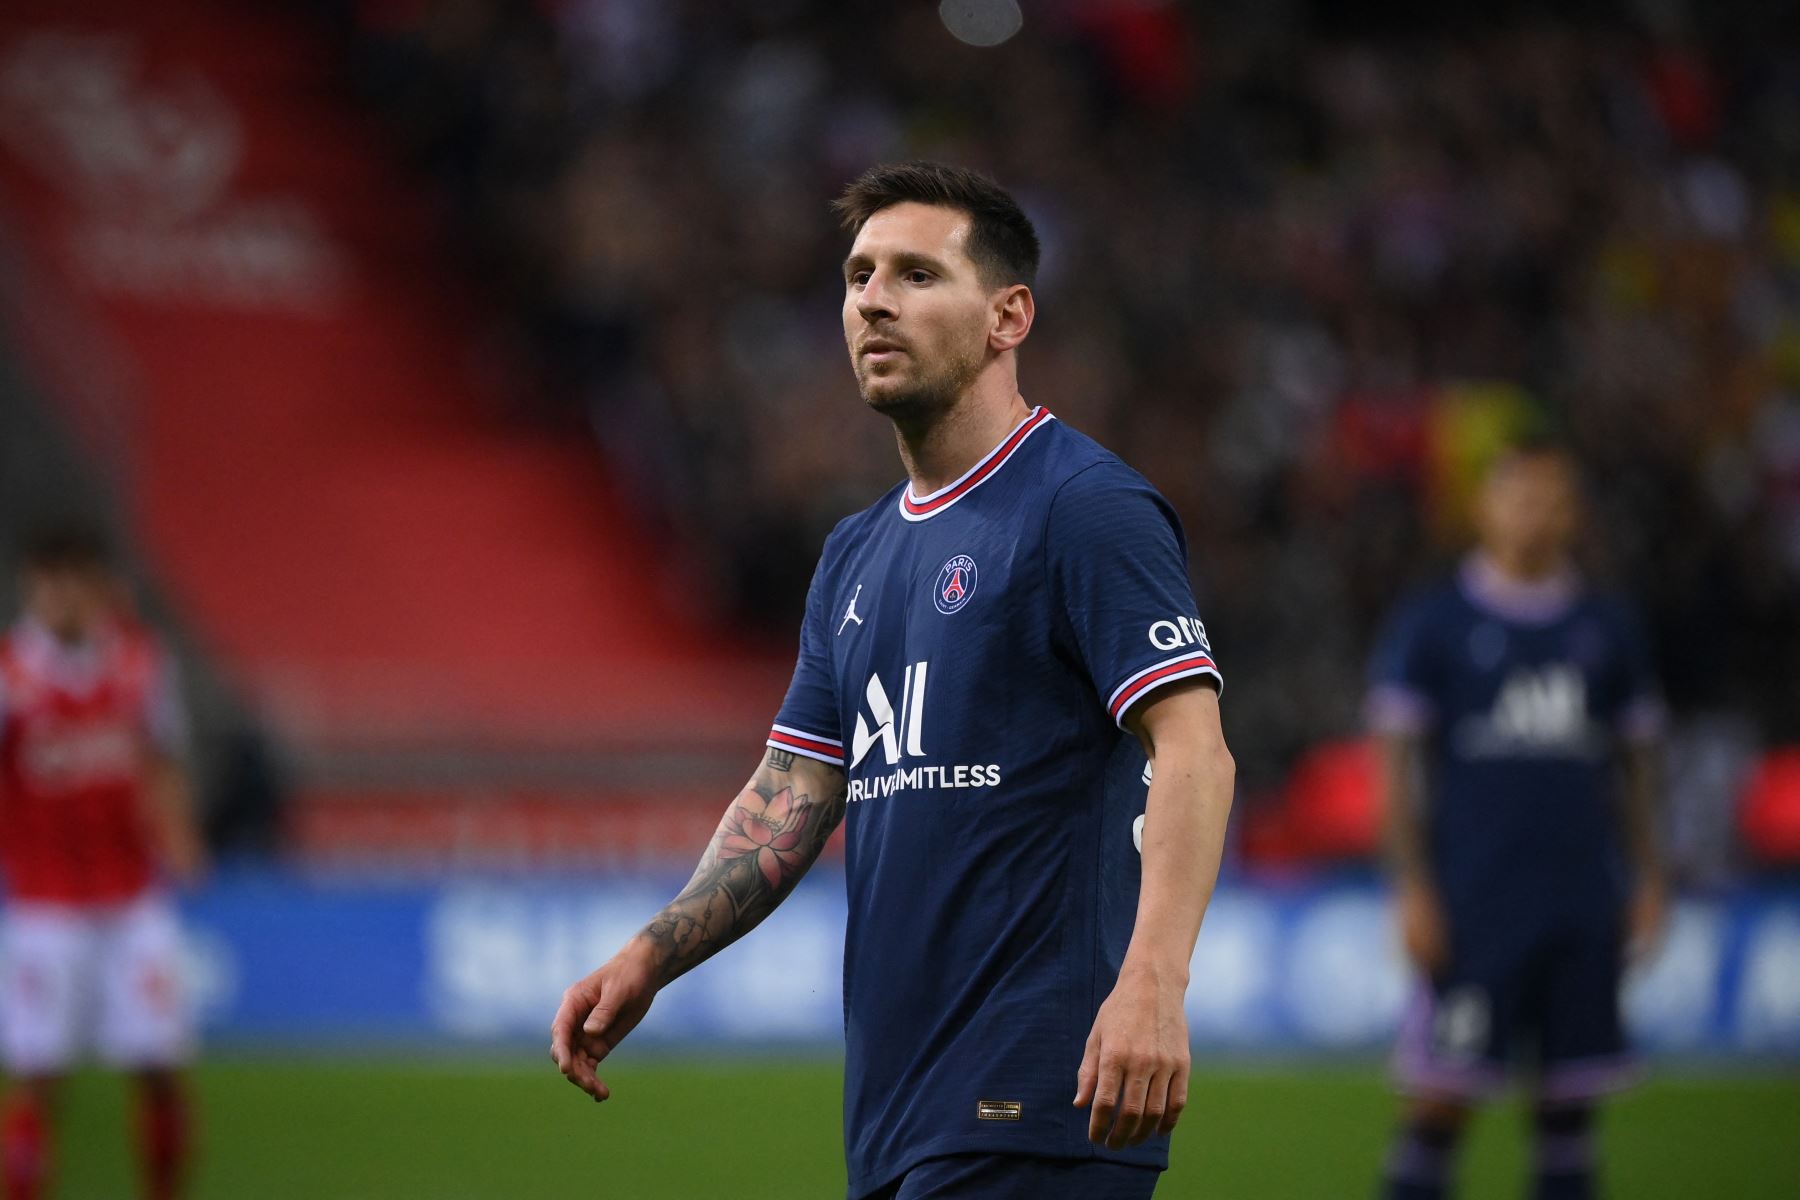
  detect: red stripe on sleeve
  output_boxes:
[1108,655,1218,721]
[768,729,845,761]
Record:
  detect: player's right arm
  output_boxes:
[1378,730,1448,975]
[549,747,848,1101]
[1369,596,1449,976]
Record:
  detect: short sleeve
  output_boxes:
[767,545,845,767]
[1366,596,1438,735]
[143,646,191,756]
[1046,464,1221,729]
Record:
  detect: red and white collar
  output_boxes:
[898,406,1055,522]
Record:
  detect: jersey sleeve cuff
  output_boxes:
[767,724,845,767]
[1105,652,1223,728]
[1366,684,1434,735]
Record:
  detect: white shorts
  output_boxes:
[0,893,194,1075]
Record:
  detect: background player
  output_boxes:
[0,524,203,1200]
[552,161,1236,1198]
[1369,443,1667,1200]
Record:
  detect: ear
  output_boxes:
[988,284,1034,354]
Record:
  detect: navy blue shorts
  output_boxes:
[1393,919,1641,1103]
[861,1153,1162,1199]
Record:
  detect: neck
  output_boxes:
[1483,545,1567,583]
[893,384,1031,497]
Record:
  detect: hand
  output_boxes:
[1073,962,1190,1149]
[1397,879,1450,977]
[163,825,209,889]
[549,940,659,1102]
[1626,878,1669,962]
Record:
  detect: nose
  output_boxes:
[855,270,897,324]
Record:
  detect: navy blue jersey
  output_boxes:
[1368,558,1663,929]
[767,408,1221,1196]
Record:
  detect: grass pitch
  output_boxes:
[58,1057,1797,1198]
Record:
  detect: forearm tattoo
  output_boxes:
[639,749,847,985]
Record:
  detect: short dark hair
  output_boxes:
[20,519,112,571]
[833,161,1040,290]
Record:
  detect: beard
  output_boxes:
[855,338,983,425]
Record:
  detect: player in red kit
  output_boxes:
[0,525,203,1200]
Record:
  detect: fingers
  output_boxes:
[1072,1037,1099,1109]
[1085,1050,1123,1146]
[549,992,584,1070]
[1107,1060,1153,1149]
[1079,1031,1186,1147]
[583,998,617,1042]
[1087,1053,1177,1148]
[550,985,614,1101]
[560,1048,612,1103]
[1156,1065,1188,1137]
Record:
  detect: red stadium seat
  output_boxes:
[1242,739,1382,865]
[1740,747,1800,866]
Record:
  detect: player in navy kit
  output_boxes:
[1369,443,1667,1200]
[550,161,1236,1198]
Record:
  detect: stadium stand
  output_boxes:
[331,0,1800,810]
[4,0,1799,880]
[0,0,791,864]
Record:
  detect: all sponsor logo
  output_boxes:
[850,662,930,769]
[846,660,1001,801]
[934,555,978,615]
[1490,666,1586,744]
[1457,664,1599,758]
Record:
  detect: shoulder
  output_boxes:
[1382,577,1465,640]
[1039,423,1175,524]
[1042,420,1148,491]
[1575,589,1653,647]
[1578,588,1643,624]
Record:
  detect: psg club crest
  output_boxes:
[934,554,978,615]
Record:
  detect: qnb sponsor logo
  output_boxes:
[1461,665,1600,757]
[850,661,930,769]
[21,724,139,783]
[1148,615,1211,653]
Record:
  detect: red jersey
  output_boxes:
[0,619,187,904]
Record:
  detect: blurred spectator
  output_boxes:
[331,1,1800,802]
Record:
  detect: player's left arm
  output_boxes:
[1074,679,1234,1150]
[1618,738,1667,958]
[144,751,206,886]
[141,647,206,885]
[1611,604,1669,958]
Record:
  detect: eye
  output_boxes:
[848,270,871,287]
[904,269,932,285]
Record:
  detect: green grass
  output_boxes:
[54,1057,1799,1198]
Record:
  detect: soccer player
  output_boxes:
[551,162,1235,1198]
[0,524,203,1200]
[1369,443,1667,1200]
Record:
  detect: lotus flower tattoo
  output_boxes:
[718,786,814,889]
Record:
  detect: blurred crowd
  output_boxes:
[327,0,1800,802]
